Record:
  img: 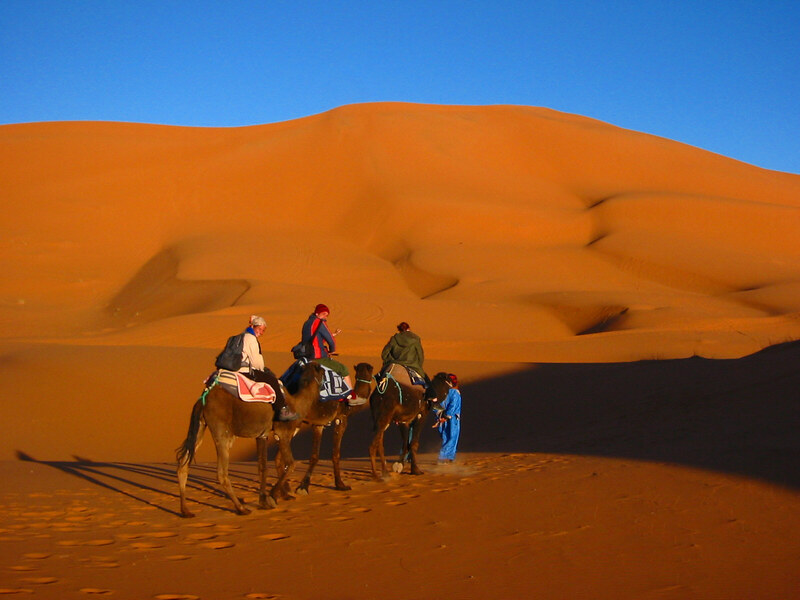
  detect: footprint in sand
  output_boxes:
[153,595,199,600]
[186,532,216,541]
[148,531,178,539]
[130,542,164,550]
[325,516,353,522]
[201,541,234,549]
[245,594,281,599]
[385,500,406,506]
[350,507,371,513]
[86,559,120,569]
[79,589,114,595]
[20,577,58,585]
[187,522,215,528]
[22,553,50,560]
[258,533,289,541]
[0,589,34,594]
[8,566,37,572]
[165,555,192,561]
[84,539,115,546]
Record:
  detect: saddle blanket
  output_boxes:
[280,359,353,402]
[213,370,276,403]
[384,363,426,387]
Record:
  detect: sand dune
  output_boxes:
[2,103,798,361]
[1,103,799,598]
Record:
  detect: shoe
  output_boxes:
[277,405,299,421]
[346,391,366,407]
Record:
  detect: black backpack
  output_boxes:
[215,333,245,371]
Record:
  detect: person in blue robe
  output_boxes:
[436,373,462,463]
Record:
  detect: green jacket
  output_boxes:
[381,331,426,377]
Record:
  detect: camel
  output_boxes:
[368,369,450,479]
[175,361,324,517]
[274,362,374,496]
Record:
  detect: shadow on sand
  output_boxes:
[330,339,800,489]
[17,340,800,508]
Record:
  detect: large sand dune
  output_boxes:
[1,103,798,598]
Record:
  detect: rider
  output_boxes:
[242,315,298,421]
[380,321,427,384]
[301,304,364,406]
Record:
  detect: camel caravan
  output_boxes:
[176,312,453,518]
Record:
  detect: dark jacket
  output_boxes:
[381,331,425,376]
[302,314,335,359]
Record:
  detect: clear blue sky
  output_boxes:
[2,1,799,174]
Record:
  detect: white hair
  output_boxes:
[250,315,266,328]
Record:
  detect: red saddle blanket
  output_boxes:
[212,370,276,403]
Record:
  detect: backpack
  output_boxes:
[290,340,314,360]
[290,318,322,359]
[215,333,245,371]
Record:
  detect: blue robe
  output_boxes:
[437,388,461,461]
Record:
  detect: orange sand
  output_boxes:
[1,103,798,598]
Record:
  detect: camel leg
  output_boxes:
[369,420,391,480]
[396,423,410,470]
[257,437,276,509]
[296,425,324,495]
[331,416,351,490]
[270,435,295,505]
[272,425,295,500]
[408,418,425,475]
[177,421,205,518]
[214,433,250,515]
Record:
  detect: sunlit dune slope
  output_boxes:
[2,102,799,363]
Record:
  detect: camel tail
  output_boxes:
[176,400,204,465]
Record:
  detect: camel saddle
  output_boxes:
[378,363,426,392]
[210,370,276,403]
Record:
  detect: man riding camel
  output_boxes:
[380,322,428,385]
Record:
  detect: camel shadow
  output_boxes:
[13,452,273,516]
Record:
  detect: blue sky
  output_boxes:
[2,1,799,174]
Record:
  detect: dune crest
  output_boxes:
[1,102,798,363]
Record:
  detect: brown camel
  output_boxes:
[175,361,324,517]
[368,369,450,479]
[274,362,374,495]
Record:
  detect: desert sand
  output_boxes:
[1,102,798,598]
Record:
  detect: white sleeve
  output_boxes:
[242,333,265,371]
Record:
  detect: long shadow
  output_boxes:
[17,340,799,506]
[14,452,270,516]
[290,340,800,489]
